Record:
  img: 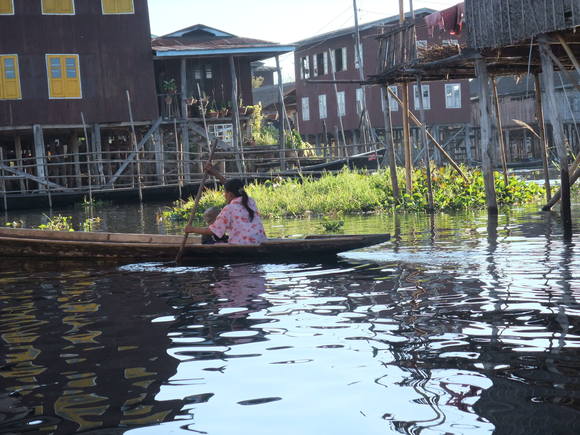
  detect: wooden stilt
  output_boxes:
[465,125,473,163]
[382,86,400,200]
[153,129,165,185]
[92,124,105,186]
[402,84,413,191]
[71,133,82,188]
[126,91,143,202]
[14,135,25,193]
[491,78,509,187]
[275,55,286,172]
[81,112,94,204]
[540,37,572,228]
[534,73,552,202]
[0,148,8,212]
[180,58,188,120]
[174,119,183,199]
[181,123,191,182]
[475,59,498,214]
[33,124,47,192]
[416,76,434,212]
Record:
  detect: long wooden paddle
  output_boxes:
[175,138,219,264]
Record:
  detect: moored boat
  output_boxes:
[0,227,390,263]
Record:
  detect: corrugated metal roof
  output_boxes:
[152,36,284,52]
[293,8,435,48]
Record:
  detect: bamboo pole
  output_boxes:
[534,73,552,201]
[229,55,245,176]
[328,48,349,163]
[416,76,434,212]
[126,90,143,202]
[386,87,468,181]
[475,59,498,214]
[81,112,93,204]
[175,138,219,264]
[491,78,509,187]
[398,0,412,191]
[382,86,400,200]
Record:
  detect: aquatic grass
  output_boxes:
[160,167,546,222]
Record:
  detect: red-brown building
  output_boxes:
[0,0,157,127]
[294,9,472,152]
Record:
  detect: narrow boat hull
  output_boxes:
[0,228,390,263]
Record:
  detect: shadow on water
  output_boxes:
[1,202,580,434]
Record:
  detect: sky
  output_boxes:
[147,0,461,82]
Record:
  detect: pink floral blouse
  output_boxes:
[209,197,267,245]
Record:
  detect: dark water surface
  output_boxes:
[1,202,580,434]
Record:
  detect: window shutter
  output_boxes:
[0,0,13,14]
[2,56,20,99]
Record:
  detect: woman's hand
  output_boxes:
[184,225,194,234]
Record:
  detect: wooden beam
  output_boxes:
[0,161,69,190]
[180,58,188,120]
[475,59,498,214]
[556,34,580,76]
[106,117,162,188]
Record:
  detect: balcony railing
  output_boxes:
[377,22,417,76]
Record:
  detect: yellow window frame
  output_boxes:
[46,54,82,99]
[41,0,75,15]
[0,0,14,15]
[0,55,22,100]
[101,0,134,14]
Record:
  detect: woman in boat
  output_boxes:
[184,168,267,245]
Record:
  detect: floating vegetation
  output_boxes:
[35,215,102,232]
[159,167,546,222]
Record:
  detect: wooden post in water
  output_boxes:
[382,86,400,201]
[126,91,143,202]
[275,55,286,172]
[491,78,509,187]
[534,73,552,202]
[14,136,25,193]
[416,76,434,212]
[92,124,105,186]
[0,148,8,212]
[33,125,47,192]
[81,112,94,204]
[153,129,165,185]
[474,59,498,214]
[539,38,572,229]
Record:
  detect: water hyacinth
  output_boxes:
[160,167,546,222]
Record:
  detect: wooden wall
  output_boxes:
[0,0,158,127]
[295,22,472,137]
[466,0,580,49]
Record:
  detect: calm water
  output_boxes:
[1,201,580,434]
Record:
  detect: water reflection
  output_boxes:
[1,204,580,433]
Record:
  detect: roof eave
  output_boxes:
[154,46,296,58]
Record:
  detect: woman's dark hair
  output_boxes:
[224,178,255,221]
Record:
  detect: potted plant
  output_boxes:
[162,79,177,104]
[207,101,219,119]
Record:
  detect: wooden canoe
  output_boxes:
[0,227,390,263]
